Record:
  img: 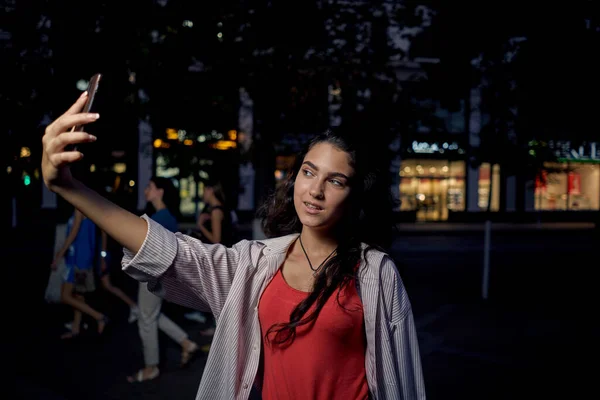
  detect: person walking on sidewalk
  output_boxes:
[41,93,425,399]
[126,176,199,383]
[51,208,108,339]
[61,227,140,332]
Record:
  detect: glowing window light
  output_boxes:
[210,140,237,150]
[166,129,179,140]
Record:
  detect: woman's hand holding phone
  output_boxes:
[40,73,149,255]
[41,91,99,192]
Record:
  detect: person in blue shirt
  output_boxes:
[51,208,108,338]
[145,177,179,233]
[127,176,199,383]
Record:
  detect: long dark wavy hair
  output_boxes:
[256,130,395,346]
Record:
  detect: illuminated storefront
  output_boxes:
[534,140,600,211]
[398,138,501,221]
[399,138,466,221]
[400,159,466,221]
[477,163,501,212]
[535,163,599,210]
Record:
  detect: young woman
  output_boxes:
[195,179,234,247]
[126,176,199,383]
[41,92,425,399]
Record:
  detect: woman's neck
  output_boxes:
[152,199,167,212]
[298,228,338,257]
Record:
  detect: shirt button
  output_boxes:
[243,383,249,389]
[253,345,257,351]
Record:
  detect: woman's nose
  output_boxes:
[309,181,324,199]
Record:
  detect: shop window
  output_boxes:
[399,159,466,221]
[156,154,199,218]
[536,162,599,211]
[478,163,500,211]
[179,177,199,217]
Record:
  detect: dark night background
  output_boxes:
[2,1,599,399]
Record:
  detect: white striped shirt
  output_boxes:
[122,215,426,400]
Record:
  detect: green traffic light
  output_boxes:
[24,175,31,186]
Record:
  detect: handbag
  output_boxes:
[44,223,68,304]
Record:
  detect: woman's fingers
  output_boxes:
[46,130,97,154]
[48,150,85,167]
[44,93,98,139]
[64,91,88,116]
[61,113,100,135]
[45,131,97,169]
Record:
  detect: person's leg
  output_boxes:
[72,299,83,330]
[157,312,198,366]
[129,282,161,382]
[61,282,107,333]
[157,313,188,344]
[60,305,82,339]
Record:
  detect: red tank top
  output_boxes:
[258,269,369,400]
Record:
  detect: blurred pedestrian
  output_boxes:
[194,179,235,247]
[126,176,199,383]
[51,208,108,339]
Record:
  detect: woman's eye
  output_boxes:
[303,169,314,177]
[330,179,342,187]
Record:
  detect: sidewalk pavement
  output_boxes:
[12,290,591,399]
[413,299,592,399]
[7,216,597,399]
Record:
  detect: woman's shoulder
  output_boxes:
[359,244,399,278]
[210,206,226,215]
[360,243,389,262]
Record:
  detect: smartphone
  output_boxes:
[67,73,101,152]
[72,73,102,132]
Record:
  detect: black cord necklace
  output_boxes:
[298,236,337,276]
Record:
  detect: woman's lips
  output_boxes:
[303,201,323,214]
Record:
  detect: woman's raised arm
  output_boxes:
[41,92,147,253]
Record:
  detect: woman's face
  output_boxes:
[203,186,214,203]
[144,181,162,202]
[293,142,355,233]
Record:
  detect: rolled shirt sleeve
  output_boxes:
[121,214,244,318]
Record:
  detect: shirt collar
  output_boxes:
[257,233,300,256]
